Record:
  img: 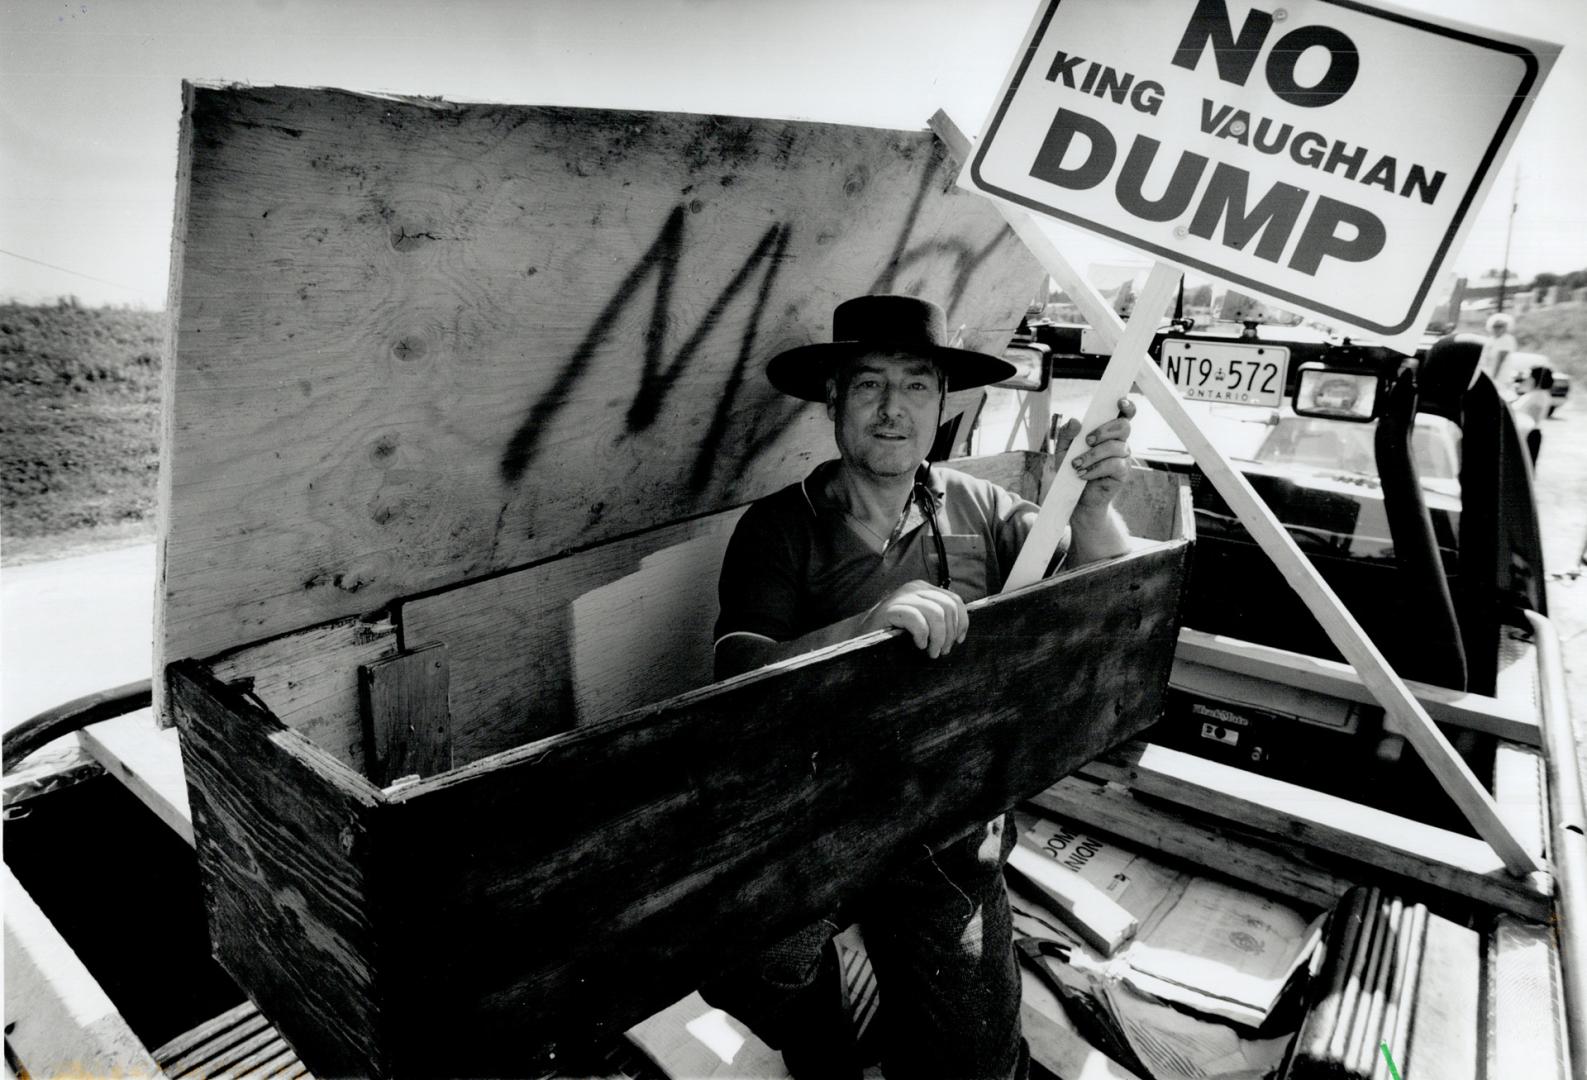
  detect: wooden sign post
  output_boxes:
[930,110,1540,878]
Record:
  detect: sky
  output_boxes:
[1,0,1583,310]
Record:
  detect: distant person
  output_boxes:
[1481,312,1518,391]
[1512,363,1554,463]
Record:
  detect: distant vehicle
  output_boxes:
[1550,369,1571,417]
[1505,352,1562,463]
[1506,350,1551,391]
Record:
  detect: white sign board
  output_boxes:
[965,0,1558,353]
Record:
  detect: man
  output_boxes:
[705,294,1135,1079]
[1481,311,1518,389]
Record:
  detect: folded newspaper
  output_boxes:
[1010,807,1325,1080]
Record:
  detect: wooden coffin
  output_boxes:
[161,84,1193,1078]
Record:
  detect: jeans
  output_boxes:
[701,814,1027,1080]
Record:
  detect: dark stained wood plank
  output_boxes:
[170,663,391,1078]
[360,645,452,785]
[372,540,1189,1076]
[159,84,1045,681]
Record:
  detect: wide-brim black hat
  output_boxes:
[766,294,1016,402]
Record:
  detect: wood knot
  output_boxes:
[332,571,368,594]
[391,336,428,362]
[370,434,399,464]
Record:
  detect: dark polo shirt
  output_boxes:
[715,460,1047,648]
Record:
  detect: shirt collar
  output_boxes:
[799,459,944,518]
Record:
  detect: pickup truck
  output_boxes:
[4,87,1578,1077]
[7,322,1578,1080]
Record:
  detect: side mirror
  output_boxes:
[996,341,1050,392]
[1293,363,1382,422]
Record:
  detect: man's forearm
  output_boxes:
[1065,505,1130,567]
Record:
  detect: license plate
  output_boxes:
[1160,340,1289,408]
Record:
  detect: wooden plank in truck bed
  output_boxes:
[1082,740,1551,920]
[78,708,193,847]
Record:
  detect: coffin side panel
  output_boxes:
[383,542,1189,1075]
[169,663,392,1077]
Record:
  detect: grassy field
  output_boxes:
[1,301,164,562]
[2,298,1584,565]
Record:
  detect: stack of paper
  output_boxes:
[1009,808,1325,1080]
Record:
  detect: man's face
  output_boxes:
[827,352,944,480]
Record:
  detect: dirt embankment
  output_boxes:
[1,302,164,564]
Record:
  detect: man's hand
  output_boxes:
[860,579,968,658]
[714,580,968,677]
[1055,396,1135,514]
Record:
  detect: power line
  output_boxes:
[0,248,144,294]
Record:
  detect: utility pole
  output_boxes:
[1496,167,1519,313]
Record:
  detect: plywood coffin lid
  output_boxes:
[158,82,1041,672]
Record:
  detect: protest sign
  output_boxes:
[965,0,1558,351]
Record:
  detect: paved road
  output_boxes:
[2,542,155,731]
